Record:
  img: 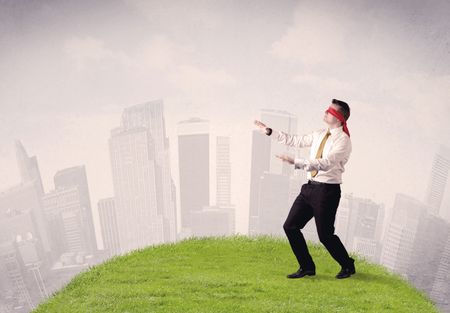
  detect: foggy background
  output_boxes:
[1,0,450,312]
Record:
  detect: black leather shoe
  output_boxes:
[336,258,356,279]
[287,268,316,278]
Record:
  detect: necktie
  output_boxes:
[311,129,331,177]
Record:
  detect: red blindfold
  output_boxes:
[325,107,350,137]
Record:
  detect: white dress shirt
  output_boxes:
[270,125,352,184]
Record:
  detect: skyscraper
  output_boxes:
[0,241,34,311]
[177,117,210,233]
[98,197,120,258]
[12,142,51,259]
[430,232,450,311]
[261,109,298,176]
[109,100,177,253]
[215,135,236,234]
[216,136,231,208]
[54,165,97,254]
[248,129,271,236]
[248,109,300,235]
[256,172,290,236]
[120,100,177,242]
[406,214,450,296]
[344,195,385,263]
[42,187,91,256]
[15,140,44,196]
[380,193,427,275]
[425,144,450,216]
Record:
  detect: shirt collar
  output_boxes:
[328,125,343,136]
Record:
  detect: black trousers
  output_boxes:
[283,181,352,270]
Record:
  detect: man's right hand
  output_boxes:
[254,120,268,134]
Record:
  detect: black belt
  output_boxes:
[307,180,340,186]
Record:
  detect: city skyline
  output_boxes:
[1,0,450,311]
[1,0,450,236]
[1,99,450,311]
[2,105,450,243]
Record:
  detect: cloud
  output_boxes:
[379,72,450,136]
[62,34,238,100]
[292,73,354,94]
[269,0,450,77]
[136,34,195,71]
[269,1,367,67]
[169,64,237,94]
[124,0,222,31]
[63,36,132,71]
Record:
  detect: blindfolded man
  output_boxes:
[254,99,355,279]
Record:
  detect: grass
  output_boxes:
[33,234,439,313]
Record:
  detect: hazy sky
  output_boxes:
[1,0,450,244]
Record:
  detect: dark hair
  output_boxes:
[332,99,350,121]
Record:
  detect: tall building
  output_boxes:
[177,118,210,233]
[261,109,298,176]
[0,241,34,312]
[430,232,450,312]
[406,214,450,297]
[54,166,97,254]
[98,198,120,257]
[424,144,450,216]
[109,100,177,253]
[15,233,49,300]
[42,187,92,256]
[216,136,231,208]
[256,172,291,236]
[248,109,300,235]
[380,193,427,275]
[0,181,51,265]
[120,100,177,242]
[0,207,49,311]
[0,142,52,310]
[15,140,44,196]
[215,135,236,234]
[344,195,385,262]
[184,133,236,238]
[248,129,271,236]
[10,142,52,259]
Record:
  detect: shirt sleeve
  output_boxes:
[294,136,352,171]
[293,158,307,170]
[270,129,315,148]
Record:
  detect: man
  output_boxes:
[253,99,355,279]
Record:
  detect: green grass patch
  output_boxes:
[33,234,438,312]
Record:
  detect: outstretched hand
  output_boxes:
[276,154,294,164]
[254,120,294,164]
[254,120,268,134]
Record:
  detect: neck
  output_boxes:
[328,123,342,130]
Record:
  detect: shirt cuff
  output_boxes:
[294,158,306,170]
